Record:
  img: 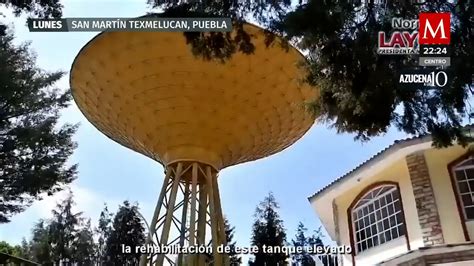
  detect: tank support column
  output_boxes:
[139,162,229,266]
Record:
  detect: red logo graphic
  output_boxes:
[378,32,418,48]
[418,13,451,44]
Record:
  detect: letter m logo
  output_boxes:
[419,13,451,44]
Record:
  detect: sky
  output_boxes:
[0,0,409,258]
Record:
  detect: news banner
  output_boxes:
[28,17,232,32]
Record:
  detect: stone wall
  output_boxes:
[396,257,425,266]
[406,152,445,246]
[426,248,474,264]
[389,248,474,265]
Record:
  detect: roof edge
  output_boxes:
[308,125,474,203]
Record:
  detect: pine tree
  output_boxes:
[25,193,101,265]
[1,1,62,19]
[249,192,288,265]
[29,219,53,265]
[105,201,146,265]
[20,238,31,260]
[96,204,114,264]
[149,0,473,147]
[48,191,82,265]
[71,218,96,265]
[0,27,77,223]
[292,223,338,266]
[292,222,315,266]
[0,0,63,36]
[198,217,240,265]
[224,217,242,265]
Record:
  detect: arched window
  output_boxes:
[452,156,474,220]
[351,184,406,253]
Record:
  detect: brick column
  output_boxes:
[332,200,340,244]
[406,152,445,246]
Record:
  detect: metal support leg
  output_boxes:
[197,182,208,265]
[140,170,173,266]
[213,173,230,266]
[140,162,227,266]
[156,162,183,265]
[177,181,190,265]
[205,166,226,266]
[187,163,199,266]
